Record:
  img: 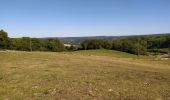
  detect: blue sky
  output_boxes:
[0,0,170,37]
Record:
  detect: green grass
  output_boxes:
[76,49,156,59]
[76,49,138,58]
[77,49,170,65]
[0,50,170,100]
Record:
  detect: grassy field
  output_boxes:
[0,49,170,100]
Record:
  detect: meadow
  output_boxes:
[0,49,170,100]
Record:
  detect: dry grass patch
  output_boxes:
[0,50,170,100]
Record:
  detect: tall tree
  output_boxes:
[0,30,9,49]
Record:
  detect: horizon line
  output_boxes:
[9,33,170,38]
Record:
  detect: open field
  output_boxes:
[0,49,170,100]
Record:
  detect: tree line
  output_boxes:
[0,30,64,52]
[80,38,147,55]
[1,29,170,55]
[80,34,170,55]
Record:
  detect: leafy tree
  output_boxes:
[0,30,9,49]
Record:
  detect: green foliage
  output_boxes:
[80,34,170,55]
[112,35,170,55]
[1,29,170,54]
[10,37,31,51]
[0,29,64,52]
[10,38,65,52]
[81,38,147,55]
[43,39,64,52]
[81,39,112,50]
[148,48,170,54]
[0,30,9,49]
[112,38,147,55]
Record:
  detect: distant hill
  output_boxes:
[58,36,125,44]
[43,33,170,44]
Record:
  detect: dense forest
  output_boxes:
[0,30,170,55]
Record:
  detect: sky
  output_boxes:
[0,0,170,37]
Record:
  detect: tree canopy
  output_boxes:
[0,30,9,49]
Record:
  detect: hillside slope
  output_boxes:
[0,50,170,100]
